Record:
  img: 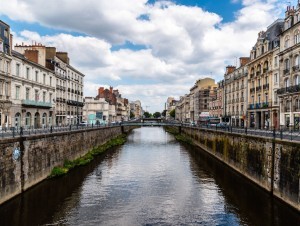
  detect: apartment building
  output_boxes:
[247,19,283,129]
[14,44,85,126]
[166,97,177,119]
[11,50,55,128]
[224,58,249,127]
[83,97,109,124]
[277,5,300,129]
[209,80,224,118]
[130,100,142,119]
[0,20,12,129]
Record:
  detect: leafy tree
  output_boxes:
[170,109,175,118]
[153,112,161,118]
[143,111,151,118]
[130,111,135,119]
[161,110,167,117]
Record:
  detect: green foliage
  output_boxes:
[169,109,175,118]
[161,110,167,117]
[49,135,127,178]
[143,111,152,118]
[153,112,161,118]
[130,111,135,119]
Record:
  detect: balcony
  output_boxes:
[293,65,299,72]
[248,104,255,110]
[67,100,84,107]
[250,73,254,79]
[263,68,268,73]
[293,106,300,112]
[22,99,52,108]
[232,99,235,103]
[256,71,261,76]
[240,97,244,102]
[255,103,261,109]
[261,102,270,108]
[240,84,244,89]
[256,86,262,92]
[283,68,290,75]
[284,107,291,112]
[263,83,269,90]
[277,84,300,95]
[250,87,255,93]
[236,98,239,103]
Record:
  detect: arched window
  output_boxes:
[295,55,300,67]
[15,113,21,128]
[263,61,269,73]
[42,113,47,127]
[257,64,261,75]
[285,36,290,49]
[25,112,31,128]
[294,30,300,44]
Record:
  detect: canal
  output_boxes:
[0,127,299,226]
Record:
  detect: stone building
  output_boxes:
[166,97,177,120]
[130,100,142,119]
[209,80,224,118]
[0,20,12,129]
[224,57,249,127]
[247,19,283,129]
[14,44,85,126]
[189,78,217,123]
[277,5,300,130]
[10,50,55,128]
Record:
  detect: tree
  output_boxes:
[130,111,135,119]
[153,112,161,118]
[170,109,175,118]
[161,110,167,117]
[143,111,151,118]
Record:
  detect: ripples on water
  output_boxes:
[0,127,299,226]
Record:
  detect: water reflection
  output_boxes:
[0,127,299,226]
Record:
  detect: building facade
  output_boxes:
[277,5,300,130]
[247,20,283,129]
[83,97,109,124]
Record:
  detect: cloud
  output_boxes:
[1,0,285,112]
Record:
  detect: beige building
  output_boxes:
[209,80,224,118]
[189,78,217,123]
[0,20,12,129]
[14,44,85,126]
[224,57,249,127]
[247,20,283,129]
[277,5,300,130]
[130,100,142,119]
[166,97,177,119]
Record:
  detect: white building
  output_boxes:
[83,97,109,124]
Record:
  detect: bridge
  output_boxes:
[121,122,181,127]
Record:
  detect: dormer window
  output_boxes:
[285,36,290,49]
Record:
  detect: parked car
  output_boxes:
[79,121,88,126]
[216,122,228,128]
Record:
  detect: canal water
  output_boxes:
[0,127,299,226]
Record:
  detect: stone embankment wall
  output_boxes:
[176,126,300,211]
[0,126,133,205]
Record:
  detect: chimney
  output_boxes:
[46,47,56,60]
[98,87,104,96]
[24,50,39,64]
[9,34,13,54]
[110,86,113,93]
[239,57,250,67]
[56,52,69,64]
[225,65,236,75]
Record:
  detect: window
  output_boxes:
[4,29,8,38]
[5,82,8,96]
[274,56,278,67]
[295,55,300,66]
[35,71,38,82]
[15,86,20,100]
[26,67,30,80]
[43,74,46,84]
[258,79,261,86]
[274,73,278,83]
[284,36,290,49]
[285,59,290,70]
[258,94,261,103]
[294,75,299,85]
[16,63,20,76]
[26,88,30,100]
[50,76,52,86]
[265,76,268,84]
[35,90,39,102]
[49,93,52,103]
[265,93,268,102]
[251,96,254,104]
[294,30,300,45]
[43,92,46,102]
[0,81,2,95]
[285,78,290,88]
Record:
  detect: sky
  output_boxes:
[0,0,290,112]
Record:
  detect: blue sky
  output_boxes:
[0,0,286,112]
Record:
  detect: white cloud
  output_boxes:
[1,0,286,112]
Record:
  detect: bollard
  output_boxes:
[273,128,276,139]
[290,130,293,141]
[92,123,94,128]
[69,125,71,131]
[245,127,247,135]
[230,126,232,133]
